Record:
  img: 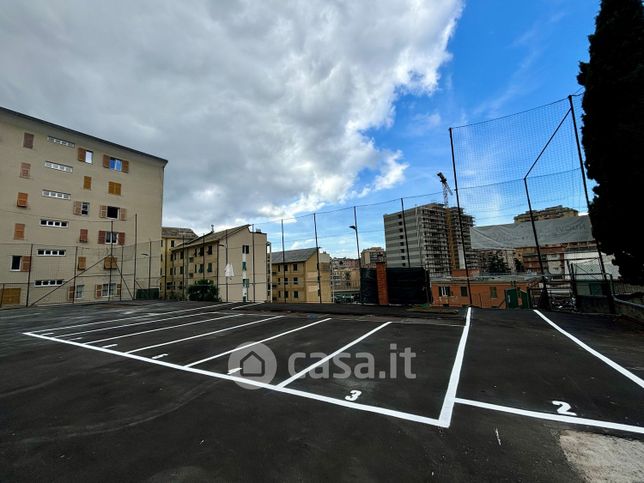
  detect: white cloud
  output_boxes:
[0,0,462,233]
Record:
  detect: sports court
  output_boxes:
[1,301,643,480]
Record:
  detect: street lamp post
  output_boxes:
[349,208,362,304]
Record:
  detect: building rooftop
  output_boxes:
[172,225,252,250]
[0,105,168,165]
[162,227,198,239]
[271,248,318,264]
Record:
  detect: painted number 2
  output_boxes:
[345,390,362,401]
[552,400,577,416]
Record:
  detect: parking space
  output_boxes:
[1,301,643,480]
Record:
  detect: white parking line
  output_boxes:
[277,321,392,388]
[185,317,333,368]
[438,307,472,426]
[455,397,644,435]
[231,302,264,310]
[534,310,644,389]
[29,303,237,333]
[56,311,228,338]
[126,315,284,354]
[86,314,243,344]
[152,354,168,360]
[22,331,445,428]
[102,344,118,349]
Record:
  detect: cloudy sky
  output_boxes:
[0,0,600,254]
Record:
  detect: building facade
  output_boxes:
[271,248,331,303]
[384,203,477,276]
[431,275,538,309]
[513,205,579,224]
[161,227,197,298]
[361,247,386,268]
[0,106,166,306]
[168,225,268,302]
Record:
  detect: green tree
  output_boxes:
[485,252,510,274]
[187,279,221,302]
[577,0,644,283]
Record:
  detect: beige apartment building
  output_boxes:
[168,225,268,302]
[0,106,167,306]
[271,248,331,303]
[161,226,197,298]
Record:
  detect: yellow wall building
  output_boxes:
[271,248,331,303]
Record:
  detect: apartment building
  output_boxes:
[513,205,579,224]
[0,106,167,306]
[431,274,538,309]
[361,247,386,268]
[168,225,268,302]
[271,248,331,303]
[384,203,477,276]
[331,257,360,303]
[161,227,197,298]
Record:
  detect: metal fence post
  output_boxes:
[25,243,34,307]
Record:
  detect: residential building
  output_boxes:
[168,225,268,302]
[513,205,579,224]
[161,227,197,298]
[331,257,360,302]
[0,106,166,306]
[271,248,331,303]
[384,203,477,276]
[431,274,539,309]
[361,247,386,268]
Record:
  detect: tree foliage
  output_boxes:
[485,252,510,274]
[577,0,644,283]
[187,279,221,302]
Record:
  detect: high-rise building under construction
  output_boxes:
[383,203,477,276]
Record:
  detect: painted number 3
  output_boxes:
[345,390,362,401]
[552,400,577,416]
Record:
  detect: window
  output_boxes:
[77,257,87,270]
[399,228,403,233]
[107,206,119,219]
[41,219,68,228]
[42,189,71,200]
[75,285,84,299]
[242,245,250,254]
[20,162,30,178]
[23,133,34,148]
[81,202,90,215]
[47,135,74,148]
[439,286,451,297]
[78,148,93,163]
[104,256,118,269]
[284,291,289,298]
[490,286,498,299]
[179,266,184,275]
[10,256,21,271]
[294,291,299,299]
[37,249,66,256]
[180,252,184,260]
[283,264,288,272]
[103,155,129,173]
[293,277,299,285]
[45,161,73,173]
[198,264,204,273]
[14,223,25,240]
[292,263,298,271]
[171,240,175,247]
[35,280,64,287]
[83,176,92,190]
[79,229,88,243]
[460,286,468,297]
[207,262,212,273]
[284,277,289,285]
[108,182,122,195]
[16,192,28,208]
[100,283,117,297]
[399,235,404,239]
[277,265,280,272]
[400,241,404,246]
[105,231,118,244]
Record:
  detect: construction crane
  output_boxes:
[437,172,453,207]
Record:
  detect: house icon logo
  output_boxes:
[227,342,276,390]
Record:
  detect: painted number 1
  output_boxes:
[345,390,362,401]
[552,400,577,416]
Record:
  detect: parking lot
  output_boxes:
[1,301,643,480]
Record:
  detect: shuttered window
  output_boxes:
[79,228,88,243]
[16,192,28,207]
[20,256,31,272]
[83,176,91,189]
[78,148,93,163]
[104,256,118,270]
[77,256,87,270]
[14,223,25,240]
[108,182,122,195]
[23,133,34,148]
[20,163,30,178]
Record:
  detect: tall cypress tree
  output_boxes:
[577,0,644,283]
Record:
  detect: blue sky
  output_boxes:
[261,0,601,254]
